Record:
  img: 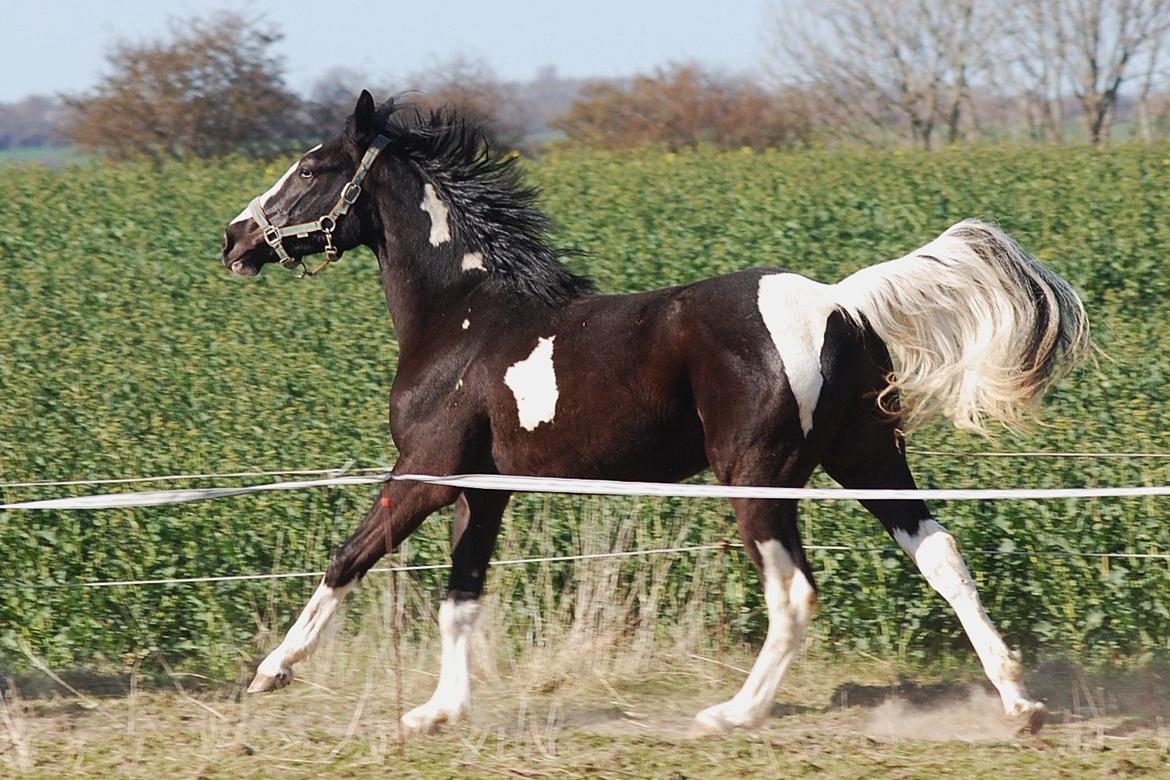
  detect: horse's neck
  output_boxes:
[372,241,485,353]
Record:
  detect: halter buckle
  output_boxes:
[262,225,283,248]
[340,182,361,204]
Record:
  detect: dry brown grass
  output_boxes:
[3,585,1170,779]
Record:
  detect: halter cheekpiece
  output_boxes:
[249,135,391,278]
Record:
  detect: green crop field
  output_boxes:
[1,143,1170,689]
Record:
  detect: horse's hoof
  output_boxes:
[247,668,292,693]
[1011,700,1047,735]
[691,703,760,735]
[400,706,459,737]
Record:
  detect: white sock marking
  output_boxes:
[695,539,815,730]
[402,599,479,731]
[420,183,451,246]
[757,274,836,436]
[256,580,354,679]
[461,251,485,271]
[229,144,323,225]
[504,336,559,431]
[893,519,1037,715]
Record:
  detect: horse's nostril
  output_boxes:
[222,232,231,253]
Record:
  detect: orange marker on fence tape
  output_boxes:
[380,496,392,509]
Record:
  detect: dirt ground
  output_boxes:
[2,645,1168,779]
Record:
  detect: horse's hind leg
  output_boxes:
[694,447,820,732]
[821,444,1047,734]
[401,488,510,736]
[248,478,459,693]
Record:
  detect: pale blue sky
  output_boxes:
[0,1,774,102]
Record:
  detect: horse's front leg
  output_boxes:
[401,488,510,736]
[247,477,459,693]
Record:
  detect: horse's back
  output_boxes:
[481,267,876,481]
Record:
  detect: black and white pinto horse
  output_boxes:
[220,92,1089,736]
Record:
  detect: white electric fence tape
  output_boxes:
[4,468,1169,591]
[4,471,1170,511]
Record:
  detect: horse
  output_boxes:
[219,90,1089,736]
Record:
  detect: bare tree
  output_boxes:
[1050,0,1170,145]
[64,12,302,160]
[1001,0,1070,141]
[768,0,999,148]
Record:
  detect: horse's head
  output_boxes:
[221,90,386,277]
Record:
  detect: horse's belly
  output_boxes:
[489,390,706,482]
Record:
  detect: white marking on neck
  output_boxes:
[421,183,451,246]
[757,274,835,436]
[461,251,486,272]
[504,336,559,431]
[229,144,323,225]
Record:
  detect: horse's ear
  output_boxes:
[352,89,377,140]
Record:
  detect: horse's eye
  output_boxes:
[299,167,313,179]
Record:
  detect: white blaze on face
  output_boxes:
[757,273,837,437]
[461,251,486,272]
[462,319,470,330]
[504,336,559,431]
[421,183,452,246]
[229,144,323,225]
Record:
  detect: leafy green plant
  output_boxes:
[1,144,1168,676]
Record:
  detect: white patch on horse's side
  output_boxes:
[757,274,836,436]
[420,183,451,246]
[462,319,470,330]
[230,145,322,225]
[401,598,479,734]
[461,252,486,272]
[694,539,815,731]
[504,336,559,431]
[254,580,354,681]
[893,519,1039,718]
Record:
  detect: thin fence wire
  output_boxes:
[2,459,1168,592]
[4,542,1168,593]
[908,449,1170,459]
[0,543,731,591]
[2,447,1169,489]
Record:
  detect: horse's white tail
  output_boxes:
[833,220,1090,434]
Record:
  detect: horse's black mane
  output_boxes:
[367,99,596,305]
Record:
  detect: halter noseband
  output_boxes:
[249,135,391,278]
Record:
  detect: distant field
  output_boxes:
[0,145,85,165]
[1,143,1169,684]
